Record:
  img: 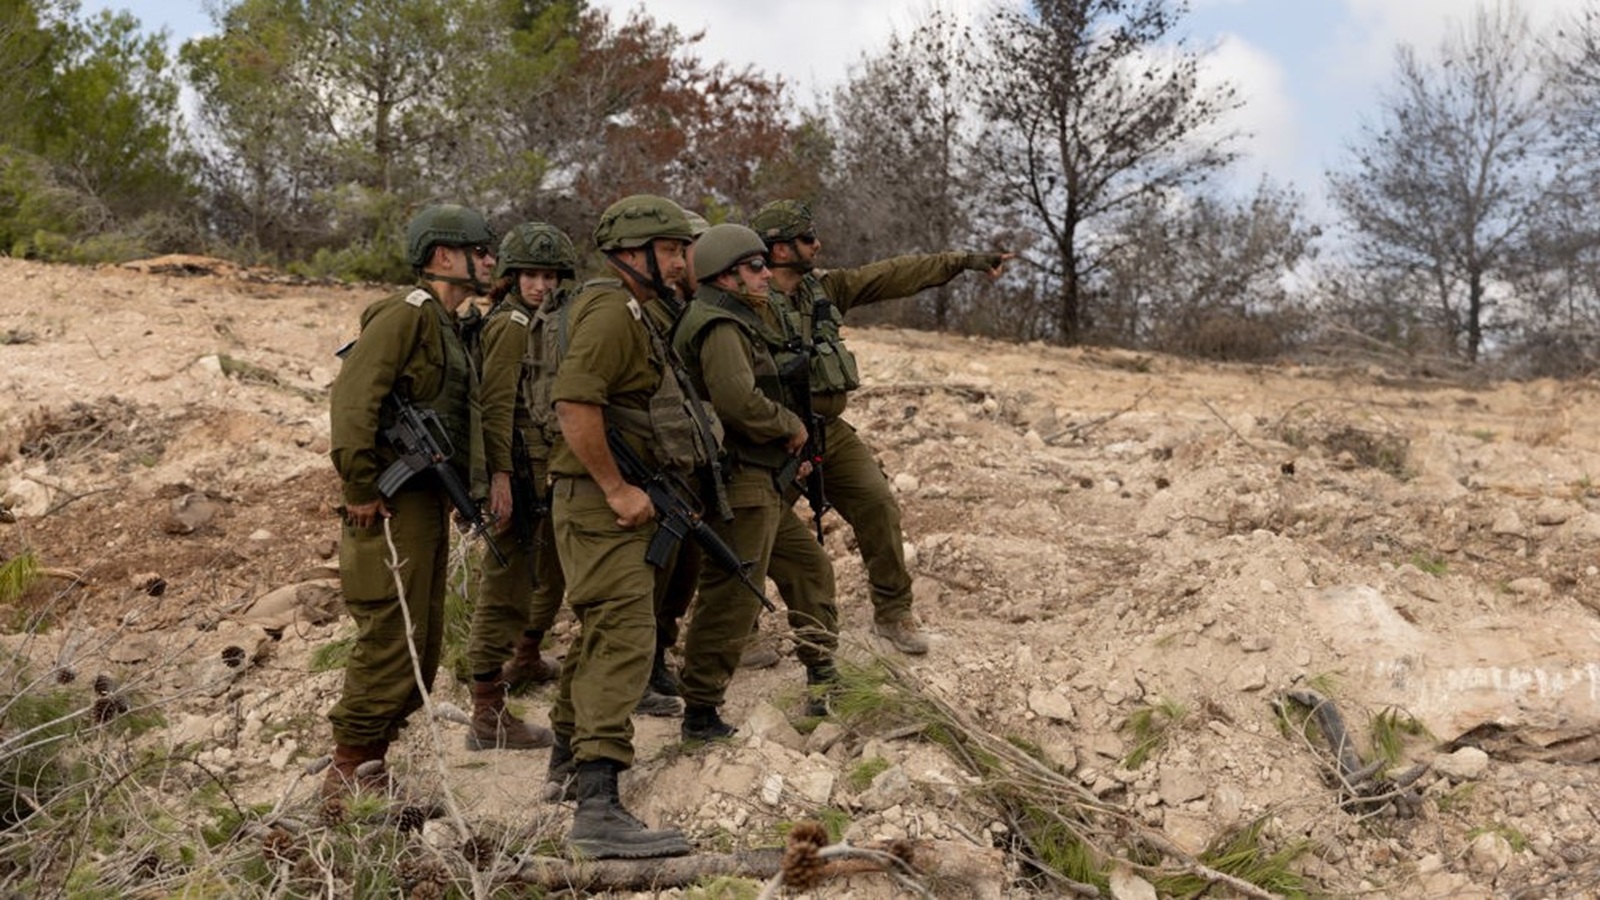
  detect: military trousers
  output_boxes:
[817,416,914,622]
[766,504,839,668]
[328,487,448,747]
[547,477,655,767]
[466,488,563,675]
[679,469,779,708]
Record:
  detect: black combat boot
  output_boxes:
[540,731,577,802]
[647,645,680,697]
[681,704,736,742]
[804,662,839,718]
[567,759,693,859]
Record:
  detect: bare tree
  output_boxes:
[1099,180,1318,359]
[968,0,1240,344]
[1328,3,1567,363]
[825,8,977,330]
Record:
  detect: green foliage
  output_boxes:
[1435,782,1476,814]
[1121,697,1188,770]
[0,551,42,604]
[0,679,82,831]
[847,757,891,792]
[310,636,354,673]
[1466,822,1527,852]
[1408,553,1448,576]
[685,876,760,900]
[1369,708,1430,766]
[1019,806,1109,891]
[1155,818,1309,898]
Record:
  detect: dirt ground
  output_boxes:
[3,255,1599,897]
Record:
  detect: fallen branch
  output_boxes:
[1275,688,1427,817]
[1045,387,1153,445]
[509,836,999,894]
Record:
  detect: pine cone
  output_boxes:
[220,645,247,668]
[461,834,495,871]
[395,805,426,834]
[54,666,76,684]
[319,796,347,827]
[92,673,115,696]
[91,695,129,724]
[781,820,830,891]
[261,827,299,862]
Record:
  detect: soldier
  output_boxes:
[460,223,576,752]
[751,199,1011,656]
[543,195,706,859]
[671,224,841,738]
[324,204,497,797]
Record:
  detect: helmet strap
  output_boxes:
[766,240,814,273]
[607,244,682,317]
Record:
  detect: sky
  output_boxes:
[81,0,1594,210]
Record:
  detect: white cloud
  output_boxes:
[1197,33,1301,187]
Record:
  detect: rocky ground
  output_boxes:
[2,255,1599,898]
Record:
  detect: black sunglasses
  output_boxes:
[795,233,818,245]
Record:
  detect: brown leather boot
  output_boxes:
[320,741,390,799]
[466,680,554,751]
[500,632,559,691]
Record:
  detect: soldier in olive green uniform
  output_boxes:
[324,204,498,797]
[672,225,841,738]
[751,199,1011,656]
[544,195,706,860]
[461,224,579,751]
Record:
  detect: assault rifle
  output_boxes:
[777,344,832,538]
[377,393,507,566]
[605,427,775,612]
[508,430,547,549]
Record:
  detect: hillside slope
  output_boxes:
[2,256,1598,897]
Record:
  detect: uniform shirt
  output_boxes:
[546,280,660,478]
[478,293,538,475]
[330,286,469,505]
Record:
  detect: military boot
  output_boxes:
[465,680,554,751]
[320,741,390,799]
[647,645,680,697]
[541,731,577,802]
[567,759,692,860]
[872,615,929,655]
[500,631,559,691]
[803,662,839,718]
[682,704,737,742]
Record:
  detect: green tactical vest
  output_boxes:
[789,274,861,394]
[527,278,723,474]
[520,288,569,453]
[676,288,800,470]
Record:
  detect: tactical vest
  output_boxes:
[790,274,861,394]
[520,289,569,453]
[377,289,474,474]
[676,289,800,470]
[528,278,723,474]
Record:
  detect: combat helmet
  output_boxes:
[695,224,767,284]
[405,204,495,269]
[593,195,696,251]
[749,199,814,245]
[495,222,578,280]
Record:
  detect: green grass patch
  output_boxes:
[846,757,891,792]
[1407,553,1448,576]
[1155,818,1309,898]
[1369,707,1430,766]
[310,636,354,673]
[1121,697,1188,769]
